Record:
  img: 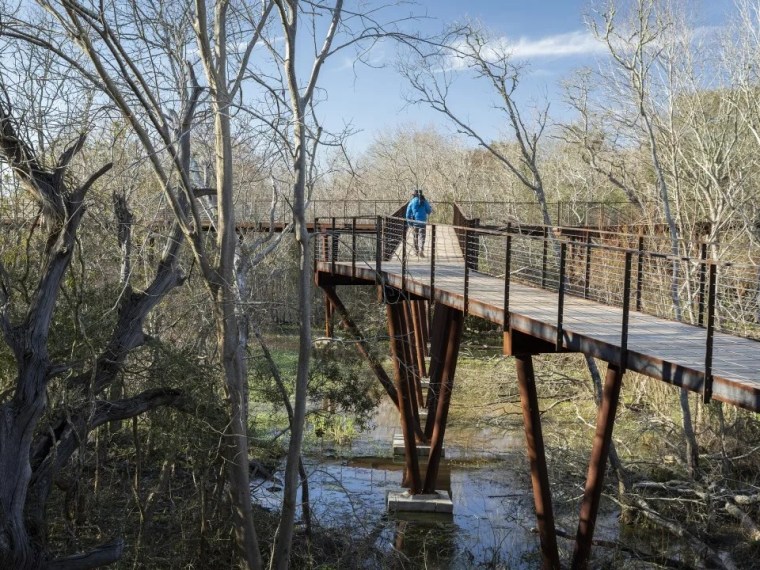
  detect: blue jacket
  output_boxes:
[406,196,432,227]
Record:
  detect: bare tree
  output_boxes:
[0,67,194,567]
[1,1,276,566]
[259,2,426,565]
[401,23,554,225]
[561,68,647,213]
[724,0,760,244]
[589,0,700,477]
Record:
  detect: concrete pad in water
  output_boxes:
[386,489,453,514]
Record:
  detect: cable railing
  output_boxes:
[454,199,675,228]
[315,215,760,403]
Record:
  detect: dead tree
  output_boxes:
[0,91,190,566]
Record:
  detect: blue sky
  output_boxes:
[317,0,735,154]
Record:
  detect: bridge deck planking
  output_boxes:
[317,225,760,413]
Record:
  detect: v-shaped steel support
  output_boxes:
[513,340,624,570]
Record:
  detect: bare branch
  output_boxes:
[47,538,125,570]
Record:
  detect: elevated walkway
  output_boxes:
[314,210,760,569]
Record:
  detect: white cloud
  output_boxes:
[503,30,607,58]
[450,30,606,67]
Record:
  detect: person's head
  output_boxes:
[412,188,419,198]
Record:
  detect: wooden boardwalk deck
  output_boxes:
[317,225,760,413]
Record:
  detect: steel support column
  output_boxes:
[411,301,428,377]
[572,363,624,569]
[424,305,449,439]
[402,302,423,424]
[387,302,422,493]
[423,305,464,494]
[324,296,334,338]
[516,354,560,570]
[419,300,430,357]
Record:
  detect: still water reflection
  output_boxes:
[252,400,576,567]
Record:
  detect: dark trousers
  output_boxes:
[412,225,426,253]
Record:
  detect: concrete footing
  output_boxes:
[392,434,444,457]
[386,489,453,514]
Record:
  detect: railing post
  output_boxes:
[557,243,567,351]
[541,226,549,288]
[331,217,337,275]
[503,234,512,333]
[620,251,633,370]
[697,243,708,327]
[704,262,717,404]
[464,229,470,315]
[584,231,592,299]
[402,218,407,292]
[636,235,644,312]
[351,217,357,278]
[430,224,436,301]
[313,217,319,275]
[375,216,382,285]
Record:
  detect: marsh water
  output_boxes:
[252,401,623,568]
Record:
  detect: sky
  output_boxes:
[316,0,736,155]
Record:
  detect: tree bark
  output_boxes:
[0,104,112,568]
[208,5,262,564]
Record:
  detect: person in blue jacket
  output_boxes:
[406,188,433,256]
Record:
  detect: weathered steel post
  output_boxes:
[557,243,567,351]
[516,352,560,570]
[386,299,422,493]
[423,305,464,494]
[704,262,717,404]
[572,363,624,569]
[424,306,448,438]
[402,301,423,424]
[410,300,427,379]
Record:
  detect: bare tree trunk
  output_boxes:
[0,105,112,567]
[179,2,265,566]
[585,355,629,496]
[645,115,700,477]
[270,96,312,570]
[269,2,342,565]
[596,0,702,478]
[210,21,262,566]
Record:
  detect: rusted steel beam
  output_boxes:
[516,354,560,570]
[314,272,375,287]
[423,305,464,494]
[419,300,430,357]
[503,329,557,357]
[572,363,624,569]
[378,283,428,303]
[324,296,334,338]
[321,286,399,408]
[410,301,428,386]
[387,302,422,494]
[424,305,449,439]
[402,302,423,427]
[411,301,429,371]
